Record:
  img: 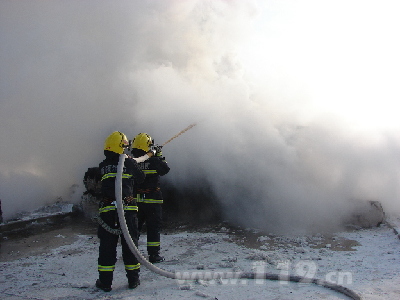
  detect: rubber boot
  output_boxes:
[96,279,112,292]
[97,271,113,292]
[149,253,164,263]
[126,270,140,289]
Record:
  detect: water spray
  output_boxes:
[115,154,362,300]
[161,123,196,147]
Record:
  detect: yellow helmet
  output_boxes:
[104,131,129,154]
[131,133,154,152]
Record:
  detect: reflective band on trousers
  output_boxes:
[147,242,160,247]
[125,263,140,271]
[124,205,138,211]
[99,205,138,213]
[98,265,115,272]
[101,173,132,181]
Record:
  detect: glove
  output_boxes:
[155,145,163,157]
[148,147,156,156]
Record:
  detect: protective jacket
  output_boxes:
[131,149,170,204]
[99,151,145,200]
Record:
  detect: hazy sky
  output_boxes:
[1,0,399,232]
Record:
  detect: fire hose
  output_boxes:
[115,154,362,300]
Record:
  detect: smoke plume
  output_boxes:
[1,0,399,233]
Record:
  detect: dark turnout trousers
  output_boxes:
[97,208,140,287]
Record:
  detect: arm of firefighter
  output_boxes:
[153,157,170,176]
[127,152,153,163]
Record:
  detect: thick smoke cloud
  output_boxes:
[1,0,399,233]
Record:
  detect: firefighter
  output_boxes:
[96,131,153,292]
[130,133,170,263]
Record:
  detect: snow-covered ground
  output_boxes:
[1,216,399,300]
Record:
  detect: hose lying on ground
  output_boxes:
[115,154,362,300]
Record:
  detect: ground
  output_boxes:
[1,215,399,300]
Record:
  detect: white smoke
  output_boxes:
[1,0,399,232]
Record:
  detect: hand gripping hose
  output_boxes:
[115,154,362,300]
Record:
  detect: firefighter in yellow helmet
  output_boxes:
[96,131,153,292]
[131,133,170,263]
